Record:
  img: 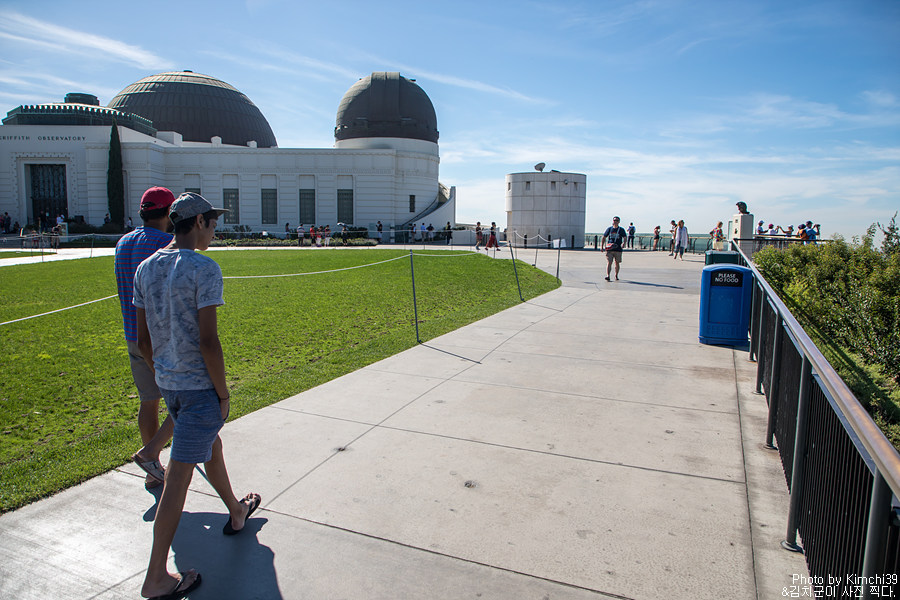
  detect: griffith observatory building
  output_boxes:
[0,71,455,233]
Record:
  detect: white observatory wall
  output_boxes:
[505,172,586,248]
[335,137,440,227]
[0,126,442,231]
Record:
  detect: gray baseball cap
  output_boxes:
[169,192,228,224]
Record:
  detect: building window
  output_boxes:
[409,195,416,213]
[223,188,239,224]
[337,189,354,224]
[299,189,315,224]
[184,187,201,194]
[525,181,531,191]
[551,181,556,191]
[507,182,511,191]
[261,188,277,224]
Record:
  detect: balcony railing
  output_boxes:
[731,241,899,597]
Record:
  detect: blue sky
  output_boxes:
[1,0,897,238]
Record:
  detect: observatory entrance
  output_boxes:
[27,164,67,225]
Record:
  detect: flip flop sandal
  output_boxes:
[133,454,165,483]
[223,493,261,535]
[148,571,201,600]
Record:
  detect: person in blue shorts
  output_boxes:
[134,192,260,600]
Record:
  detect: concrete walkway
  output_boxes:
[0,248,807,599]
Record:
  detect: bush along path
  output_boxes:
[754,213,900,449]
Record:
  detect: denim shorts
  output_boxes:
[160,388,225,464]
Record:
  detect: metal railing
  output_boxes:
[731,241,900,597]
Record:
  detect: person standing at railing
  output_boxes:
[673,219,689,260]
[668,220,677,255]
[804,221,820,243]
[626,222,635,249]
[653,225,661,251]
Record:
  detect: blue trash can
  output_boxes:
[699,264,753,345]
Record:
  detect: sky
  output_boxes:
[1,0,898,239]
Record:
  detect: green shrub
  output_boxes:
[754,214,900,448]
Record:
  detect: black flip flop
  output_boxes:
[223,493,261,535]
[148,571,201,600]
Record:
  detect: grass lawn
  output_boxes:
[0,249,559,511]
[0,250,57,260]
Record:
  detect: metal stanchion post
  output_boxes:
[509,241,524,302]
[556,243,561,280]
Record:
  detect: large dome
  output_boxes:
[335,72,438,143]
[107,71,276,147]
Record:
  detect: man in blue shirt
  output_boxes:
[602,216,627,281]
[115,187,175,489]
[804,221,820,243]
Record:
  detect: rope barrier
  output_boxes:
[2,249,476,325]
[0,295,117,327]
[223,254,408,279]
[409,250,479,258]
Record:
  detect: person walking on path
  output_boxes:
[485,222,501,250]
[601,216,627,281]
[626,222,636,249]
[475,222,483,250]
[673,219,689,260]
[709,221,724,250]
[115,187,176,490]
[668,220,677,255]
[445,221,452,245]
[134,193,260,599]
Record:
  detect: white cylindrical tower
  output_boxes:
[505,170,586,248]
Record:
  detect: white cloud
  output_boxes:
[247,44,361,83]
[861,90,897,108]
[0,71,120,103]
[0,12,171,70]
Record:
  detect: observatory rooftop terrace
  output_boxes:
[0,248,807,599]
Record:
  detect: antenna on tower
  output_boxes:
[534,162,545,172]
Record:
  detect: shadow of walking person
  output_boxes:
[169,510,282,599]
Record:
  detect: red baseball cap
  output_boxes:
[140,187,176,210]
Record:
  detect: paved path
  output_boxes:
[0,248,807,599]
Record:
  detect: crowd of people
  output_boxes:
[473,221,501,251]
[755,220,821,242]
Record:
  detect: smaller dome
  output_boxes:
[335,72,438,143]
